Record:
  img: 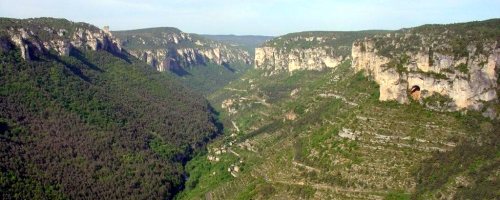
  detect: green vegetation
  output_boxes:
[428,48,434,66]
[422,93,455,111]
[149,137,185,161]
[113,27,253,96]
[456,63,469,73]
[176,152,239,200]
[174,62,251,95]
[413,119,499,199]
[0,18,221,199]
[382,54,410,74]
[415,70,449,80]
[179,57,498,199]
[113,27,249,54]
[385,190,411,200]
[0,17,100,41]
[263,30,389,57]
[372,19,500,59]
[113,27,192,49]
[0,170,66,200]
[265,30,389,49]
[2,16,498,200]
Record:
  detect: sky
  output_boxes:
[0,0,499,36]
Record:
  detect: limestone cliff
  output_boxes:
[255,46,344,74]
[0,18,122,60]
[254,31,387,74]
[113,28,251,72]
[352,19,500,117]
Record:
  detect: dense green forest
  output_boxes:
[174,62,251,95]
[113,27,254,96]
[0,20,222,199]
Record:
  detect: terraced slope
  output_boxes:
[177,62,498,199]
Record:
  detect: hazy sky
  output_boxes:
[1,0,498,36]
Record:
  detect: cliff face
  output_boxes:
[352,20,499,117]
[0,18,122,60]
[113,28,251,72]
[254,31,387,74]
[255,46,344,73]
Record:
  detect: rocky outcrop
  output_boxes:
[114,28,251,72]
[352,30,499,116]
[1,19,122,60]
[351,40,406,102]
[253,31,385,74]
[255,46,344,74]
[129,46,250,72]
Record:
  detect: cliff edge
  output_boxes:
[352,19,499,117]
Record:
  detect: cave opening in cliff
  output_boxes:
[410,85,421,100]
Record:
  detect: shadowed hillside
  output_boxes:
[0,17,221,199]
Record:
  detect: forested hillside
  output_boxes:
[113,28,253,95]
[0,18,221,199]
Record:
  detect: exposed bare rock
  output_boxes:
[290,88,300,98]
[114,28,251,72]
[129,46,250,72]
[352,40,408,103]
[222,99,237,115]
[10,33,31,60]
[255,46,344,74]
[338,128,358,140]
[284,111,297,121]
[1,18,122,60]
[253,31,386,75]
[352,24,499,117]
